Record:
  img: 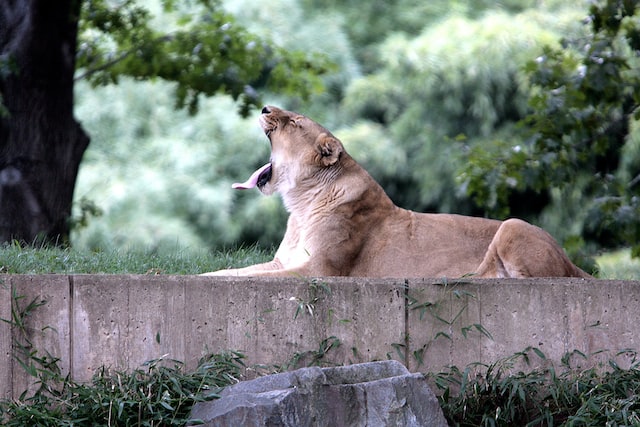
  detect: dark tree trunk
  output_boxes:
[0,0,89,245]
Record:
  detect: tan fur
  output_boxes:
[203,106,591,279]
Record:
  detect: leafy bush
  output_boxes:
[341,9,578,214]
[78,0,331,116]
[434,347,640,426]
[460,0,640,256]
[73,81,285,252]
[0,353,245,426]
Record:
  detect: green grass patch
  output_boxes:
[0,243,272,275]
[433,347,640,426]
[596,249,640,280]
[2,244,639,279]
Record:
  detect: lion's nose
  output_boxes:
[261,106,271,114]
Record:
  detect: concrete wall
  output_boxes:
[1,274,638,399]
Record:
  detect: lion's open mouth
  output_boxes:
[232,106,278,191]
[232,162,272,190]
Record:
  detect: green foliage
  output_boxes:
[435,347,640,427]
[342,10,566,213]
[223,0,360,115]
[461,0,640,255]
[77,0,332,115]
[0,351,245,426]
[291,278,332,319]
[300,0,450,72]
[275,336,342,371]
[72,79,291,252]
[596,248,640,280]
[405,283,497,366]
[299,0,562,73]
[69,197,103,231]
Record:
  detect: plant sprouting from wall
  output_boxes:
[405,281,493,367]
[0,287,246,426]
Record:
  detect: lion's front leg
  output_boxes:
[201,218,299,277]
[200,259,285,277]
[200,257,337,278]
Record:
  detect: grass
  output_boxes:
[1,244,639,279]
[0,243,273,275]
[433,347,640,427]
[595,249,640,280]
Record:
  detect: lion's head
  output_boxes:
[233,106,345,201]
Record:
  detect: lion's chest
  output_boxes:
[277,240,312,268]
[275,216,316,268]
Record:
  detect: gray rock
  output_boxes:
[189,360,448,427]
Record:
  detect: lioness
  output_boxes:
[203,106,591,278]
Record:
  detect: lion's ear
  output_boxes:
[315,134,342,167]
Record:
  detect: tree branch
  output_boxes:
[74,34,175,82]
[74,50,132,82]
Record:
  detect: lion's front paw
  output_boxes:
[199,269,239,277]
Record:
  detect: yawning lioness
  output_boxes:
[203,106,591,278]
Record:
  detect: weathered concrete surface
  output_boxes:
[1,275,639,400]
[1,275,71,399]
[189,360,448,427]
[0,278,11,399]
[69,275,404,382]
[406,278,640,372]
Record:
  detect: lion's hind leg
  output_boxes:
[474,218,589,278]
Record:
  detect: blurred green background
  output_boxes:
[70,0,640,274]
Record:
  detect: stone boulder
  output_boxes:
[188,360,448,427]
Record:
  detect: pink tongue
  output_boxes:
[232,163,271,190]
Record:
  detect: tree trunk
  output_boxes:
[0,0,89,246]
